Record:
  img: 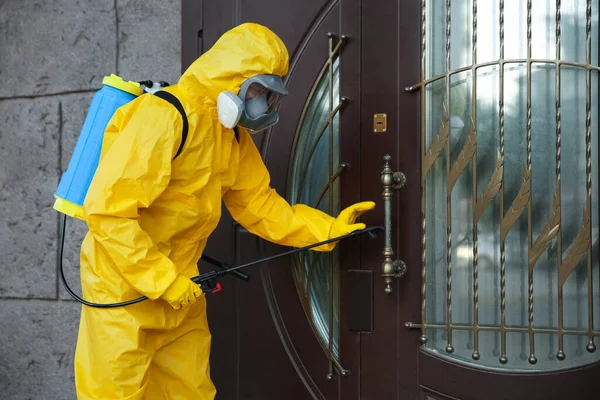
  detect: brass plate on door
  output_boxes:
[373,113,387,133]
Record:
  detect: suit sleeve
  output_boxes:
[83,95,183,299]
[223,129,335,250]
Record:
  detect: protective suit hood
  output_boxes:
[178,23,290,104]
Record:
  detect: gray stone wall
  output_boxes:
[0,1,181,398]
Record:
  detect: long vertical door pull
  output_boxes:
[380,155,407,294]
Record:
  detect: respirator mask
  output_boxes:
[217,74,288,133]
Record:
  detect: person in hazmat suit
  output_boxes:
[74,22,375,399]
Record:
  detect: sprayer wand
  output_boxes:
[58,213,383,309]
[191,225,383,293]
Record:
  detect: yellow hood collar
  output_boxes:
[178,23,289,103]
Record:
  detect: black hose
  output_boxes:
[58,213,383,308]
[58,214,147,308]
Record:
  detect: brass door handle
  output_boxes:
[381,155,407,294]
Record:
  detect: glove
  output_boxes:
[312,201,375,251]
[329,201,376,240]
[161,274,202,310]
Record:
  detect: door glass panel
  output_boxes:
[419,0,600,371]
[288,56,341,359]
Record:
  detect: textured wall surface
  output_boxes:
[0,1,181,398]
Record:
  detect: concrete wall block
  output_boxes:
[0,0,116,98]
[117,0,182,85]
[0,300,80,400]
[0,98,60,299]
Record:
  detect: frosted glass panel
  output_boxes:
[420,0,600,371]
[289,57,341,359]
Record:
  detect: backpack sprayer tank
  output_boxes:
[53,74,143,220]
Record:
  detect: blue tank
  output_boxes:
[54,74,143,220]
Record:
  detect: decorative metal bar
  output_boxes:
[314,163,350,209]
[547,252,555,361]
[525,0,537,365]
[327,33,335,380]
[498,0,508,365]
[555,0,566,362]
[406,59,600,93]
[331,358,348,378]
[406,322,600,337]
[419,0,428,347]
[422,110,450,179]
[449,125,476,192]
[446,0,451,76]
[471,0,480,361]
[326,33,350,379]
[445,127,453,354]
[585,0,596,354]
[444,0,454,355]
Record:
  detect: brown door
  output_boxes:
[182,1,600,399]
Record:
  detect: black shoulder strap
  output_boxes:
[153,91,188,160]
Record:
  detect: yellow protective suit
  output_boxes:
[74,22,374,399]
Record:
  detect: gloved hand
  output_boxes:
[329,201,376,240]
[161,274,202,310]
[312,201,376,251]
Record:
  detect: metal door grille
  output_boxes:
[406,0,600,370]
